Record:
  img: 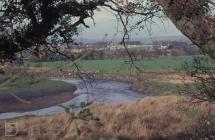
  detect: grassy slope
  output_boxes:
[0,73,77,112]
[0,74,76,95]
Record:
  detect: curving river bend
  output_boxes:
[0,79,145,120]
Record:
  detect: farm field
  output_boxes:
[22,56,194,72]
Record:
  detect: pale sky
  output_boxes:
[81,8,183,40]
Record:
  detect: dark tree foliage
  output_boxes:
[0,0,160,60]
[0,0,102,60]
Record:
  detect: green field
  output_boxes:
[22,56,194,72]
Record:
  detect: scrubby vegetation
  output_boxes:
[183,56,215,102]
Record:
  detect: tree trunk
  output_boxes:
[157,0,215,58]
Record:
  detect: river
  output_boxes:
[0,79,145,120]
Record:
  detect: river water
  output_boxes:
[0,79,145,120]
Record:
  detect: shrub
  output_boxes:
[183,56,215,102]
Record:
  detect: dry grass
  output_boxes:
[131,72,194,95]
[137,72,194,84]
[0,95,214,140]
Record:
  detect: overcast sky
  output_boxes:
[80,8,183,41]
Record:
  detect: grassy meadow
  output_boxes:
[19,56,196,96]
[22,56,193,72]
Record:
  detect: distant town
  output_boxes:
[16,37,200,62]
